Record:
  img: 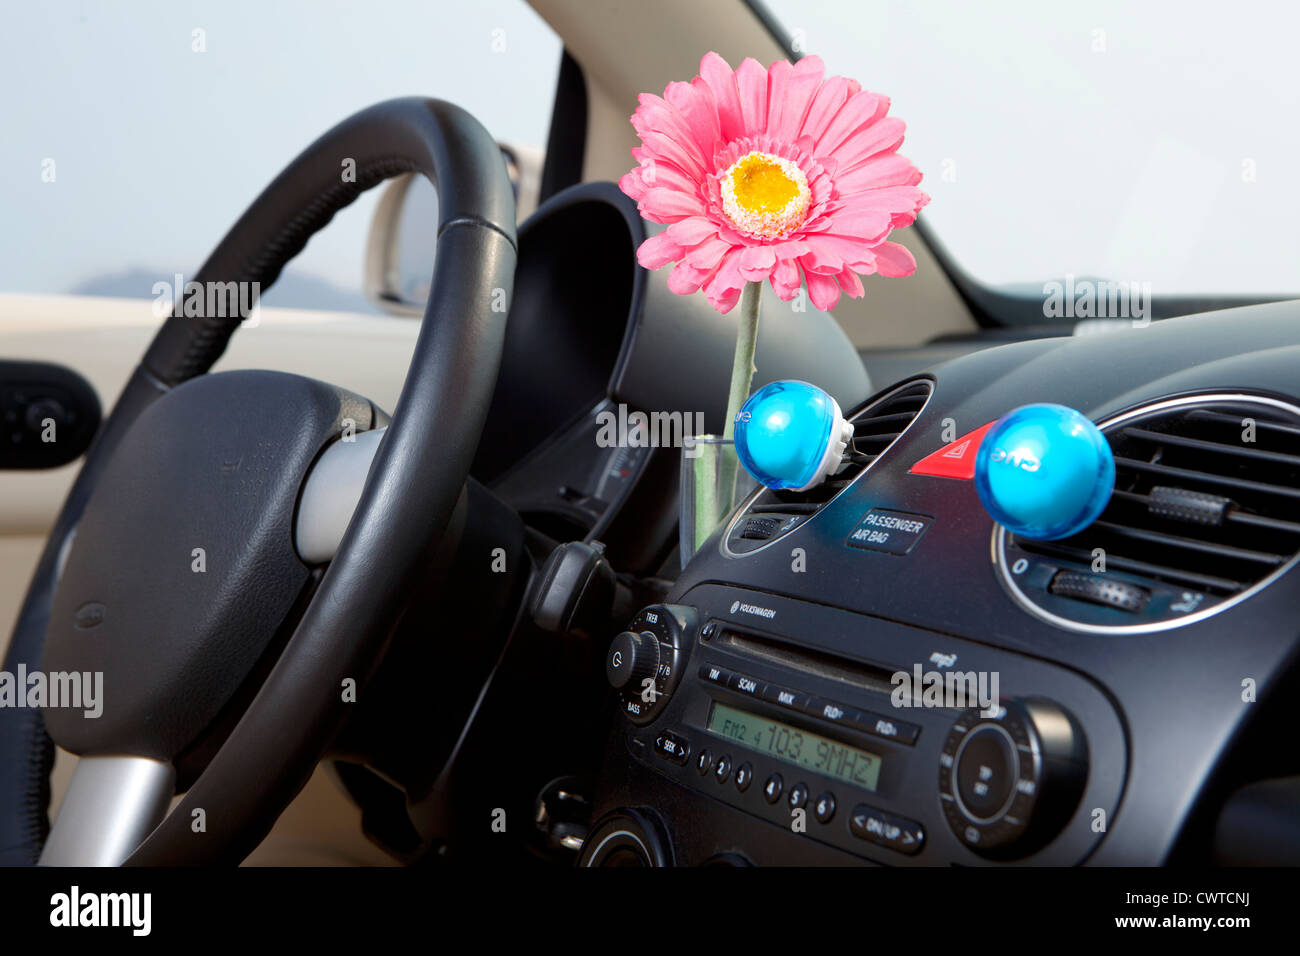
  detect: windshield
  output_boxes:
[763,0,1298,297]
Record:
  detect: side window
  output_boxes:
[0,0,561,313]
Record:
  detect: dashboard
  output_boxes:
[582,301,1300,866]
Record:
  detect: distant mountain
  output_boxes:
[69,268,382,316]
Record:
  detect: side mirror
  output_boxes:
[362,142,542,316]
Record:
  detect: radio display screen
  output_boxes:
[705,702,882,792]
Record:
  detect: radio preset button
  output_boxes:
[763,774,784,804]
[813,792,837,824]
[787,782,809,810]
[714,754,733,783]
[697,749,714,775]
[734,762,753,792]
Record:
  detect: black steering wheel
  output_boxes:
[0,97,517,866]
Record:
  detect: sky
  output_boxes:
[2,0,1296,307]
[0,0,560,308]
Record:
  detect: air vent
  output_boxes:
[724,379,933,555]
[998,394,1300,632]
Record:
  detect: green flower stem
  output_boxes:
[692,444,719,557]
[710,281,762,548]
[723,281,763,443]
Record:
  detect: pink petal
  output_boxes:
[666,216,719,246]
[799,234,880,273]
[638,187,705,223]
[848,184,930,215]
[639,129,707,180]
[802,266,842,312]
[768,238,811,259]
[836,267,866,298]
[636,231,685,270]
[764,60,793,139]
[831,117,906,170]
[631,94,701,152]
[769,55,825,142]
[770,258,802,300]
[833,152,923,192]
[800,242,849,274]
[630,159,698,196]
[815,90,888,156]
[682,235,734,272]
[665,79,722,159]
[667,260,709,295]
[618,169,648,202]
[734,57,770,136]
[819,208,893,241]
[703,249,746,310]
[699,51,745,143]
[708,285,743,313]
[890,191,930,228]
[799,75,850,144]
[737,245,777,281]
[873,241,917,277]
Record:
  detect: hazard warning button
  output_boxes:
[909,421,996,480]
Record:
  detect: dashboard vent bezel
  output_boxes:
[721,377,934,557]
[994,392,1300,635]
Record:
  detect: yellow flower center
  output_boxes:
[720,151,811,238]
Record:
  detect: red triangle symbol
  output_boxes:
[910,421,996,480]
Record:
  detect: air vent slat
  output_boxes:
[725,379,933,552]
[855,412,915,431]
[750,502,820,515]
[1121,426,1300,468]
[1089,520,1289,567]
[1113,457,1300,502]
[853,432,903,446]
[1184,408,1300,439]
[1226,511,1300,535]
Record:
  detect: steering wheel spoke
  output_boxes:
[40,756,174,867]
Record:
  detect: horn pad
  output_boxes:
[43,370,376,761]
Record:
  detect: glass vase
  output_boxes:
[679,435,759,569]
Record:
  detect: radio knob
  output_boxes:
[605,630,660,692]
[610,605,693,725]
[938,699,1087,859]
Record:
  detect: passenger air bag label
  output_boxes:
[846,508,933,555]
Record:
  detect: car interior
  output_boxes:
[1,0,1298,881]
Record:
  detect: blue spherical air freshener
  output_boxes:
[734,380,853,492]
[974,403,1114,540]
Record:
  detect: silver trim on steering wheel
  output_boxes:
[39,756,174,866]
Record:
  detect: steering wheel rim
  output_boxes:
[0,96,517,865]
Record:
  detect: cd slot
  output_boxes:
[713,625,899,698]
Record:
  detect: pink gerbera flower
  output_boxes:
[619,52,930,313]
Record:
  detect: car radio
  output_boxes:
[585,586,1125,867]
